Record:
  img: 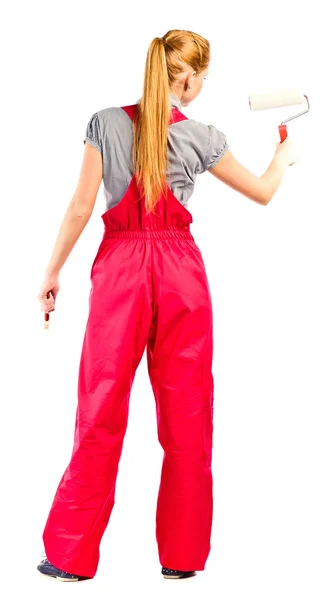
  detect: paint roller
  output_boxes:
[248,88,310,143]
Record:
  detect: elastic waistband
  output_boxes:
[104,228,194,240]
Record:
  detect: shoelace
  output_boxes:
[40,551,80,578]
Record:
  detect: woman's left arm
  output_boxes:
[44,143,102,278]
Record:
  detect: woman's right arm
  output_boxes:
[207,137,299,205]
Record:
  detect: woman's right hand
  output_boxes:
[274,137,300,167]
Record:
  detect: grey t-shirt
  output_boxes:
[83,93,229,210]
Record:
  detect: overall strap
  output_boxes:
[121,103,188,124]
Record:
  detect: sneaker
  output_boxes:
[161,566,196,579]
[37,553,91,581]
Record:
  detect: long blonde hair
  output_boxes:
[132,30,210,213]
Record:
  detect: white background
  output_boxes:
[1,1,332,599]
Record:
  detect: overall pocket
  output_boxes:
[90,238,107,279]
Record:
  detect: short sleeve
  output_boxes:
[83,112,102,154]
[205,124,229,171]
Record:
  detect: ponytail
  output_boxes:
[132,30,210,213]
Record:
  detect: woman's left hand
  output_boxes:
[37,274,60,314]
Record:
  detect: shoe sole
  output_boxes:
[38,570,85,582]
[162,571,196,579]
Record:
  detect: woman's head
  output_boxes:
[133,30,210,212]
[161,30,210,106]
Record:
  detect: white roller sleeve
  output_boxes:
[249,88,304,111]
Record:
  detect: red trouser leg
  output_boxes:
[42,236,153,578]
[147,237,214,572]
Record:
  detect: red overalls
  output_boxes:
[42,104,214,578]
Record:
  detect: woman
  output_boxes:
[37,29,298,582]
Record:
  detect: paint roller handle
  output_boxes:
[279,124,288,143]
